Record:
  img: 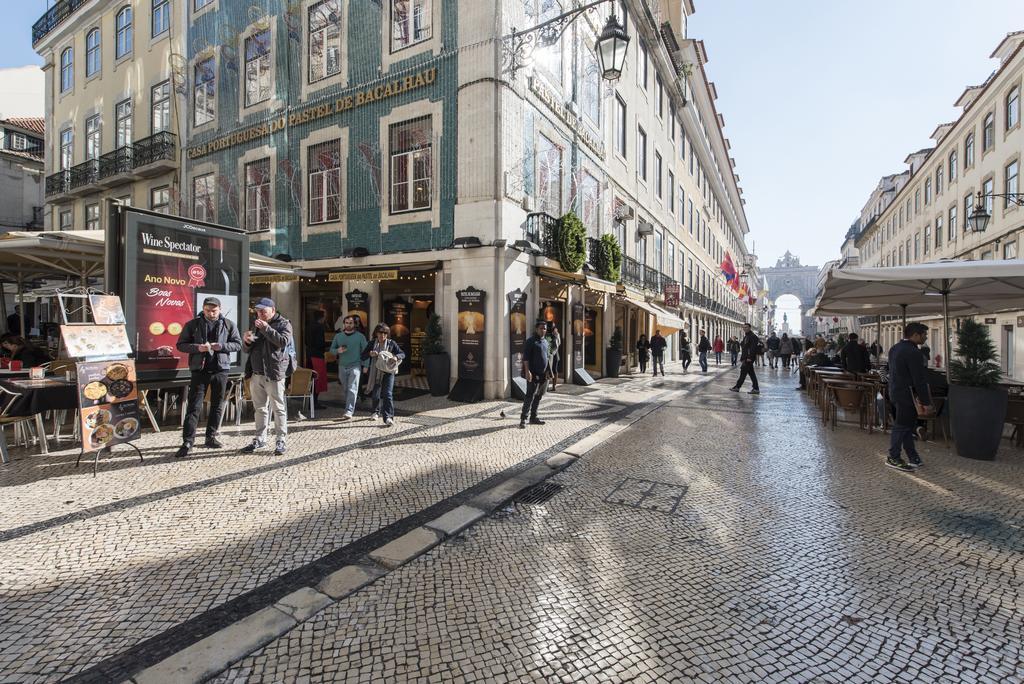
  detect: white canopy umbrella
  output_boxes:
[812,259,1024,379]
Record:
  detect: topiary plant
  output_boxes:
[557,211,587,273]
[608,327,623,351]
[949,318,1001,387]
[596,233,622,282]
[422,313,446,355]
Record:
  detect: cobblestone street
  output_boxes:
[3,364,1023,682]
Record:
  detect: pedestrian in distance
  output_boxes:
[174,297,243,458]
[886,323,933,471]
[779,333,794,369]
[547,323,561,392]
[329,315,368,421]
[636,333,650,374]
[241,298,293,456]
[305,310,329,410]
[650,329,667,376]
[680,333,692,372]
[766,331,780,369]
[362,323,404,427]
[727,336,740,366]
[697,330,711,372]
[730,322,761,394]
[713,335,724,365]
[520,320,550,429]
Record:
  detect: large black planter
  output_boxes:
[949,384,1008,461]
[424,353,450,397]
[606,348,622,378]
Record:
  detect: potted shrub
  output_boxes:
[606,327,623,378]
[596,233,623,282]
[948,318,1007,460]
[422,313,450,397]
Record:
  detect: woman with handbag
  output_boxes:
[361,323,405,427]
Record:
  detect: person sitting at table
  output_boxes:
[798,347,837,390]
[1,335,49,367]
[840,333,871,374]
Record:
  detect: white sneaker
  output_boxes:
[370,413,379,422]
[384,417,394,427]
[336,413,352,422]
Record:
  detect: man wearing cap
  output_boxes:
[519,320,550,429]
[241,298,294,456]
[174,297,243,458]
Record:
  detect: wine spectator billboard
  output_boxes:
[108,207,249,382]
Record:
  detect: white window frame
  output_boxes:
[85,115,101,161]
[378,99,442,231]
[86,28,101,78]
[151,80,171,134]
[115,99,133,148]
[308,139,343,224]
[152,0,170,38]
[244,28,273,108]
[60,48,73,93]
[192,173,216,222]
[116,6,133,59]
[389,115,434,215]
[307,0,344,86]
[390,0,433,53]
[193,56,217,128]
[244,158,272,232]
[85,203,100,230]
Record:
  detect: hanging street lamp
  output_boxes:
[967,189,1024,234]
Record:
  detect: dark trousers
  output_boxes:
[371,373,396,420]
[652,353,664,375]
[889,401,920,461]
[682,353,691,370]
[183,370,228,445]
[714,352,722,364]
[734,361,759,390]
[639,357,648,373]
[520,378,547,421]
[730,351,738,366]
[699,352,708,372]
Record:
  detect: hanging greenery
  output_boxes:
[595,233,623,282]
[950,318,1002,387]
[557,211,587,273]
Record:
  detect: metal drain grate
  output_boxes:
[514,481,564,505]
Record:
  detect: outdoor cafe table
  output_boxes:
[0,377,78,455]
[820,378,878,432]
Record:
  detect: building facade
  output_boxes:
[0,117,45,230]
[853,30,1024,378]
[33,0,759,398]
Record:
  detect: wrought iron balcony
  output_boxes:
[132,131,177,173]
[45,170,71,198]
[68,160,100,191]
[620,256,643,288]
[32,0,88,45]
[99,146,135,183]
[643,265,660,292]
[525,211,561,261]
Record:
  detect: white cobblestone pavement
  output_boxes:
[3,363,1023,682]
[211,367,1022,684]
[0,363,718,682]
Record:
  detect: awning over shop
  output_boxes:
[537,267,586,284]
[647,302,686,334]
[584,275,618,294]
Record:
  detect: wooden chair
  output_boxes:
[826,383,869,432]
[0,385,38,464]
[918,396,948,446]
[285,368,316,420]
[1006,399,1024,448]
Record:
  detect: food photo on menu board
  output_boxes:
[121,212,246,377]
[76,360,141,452]
[60,325,134,358]
[89,295,127,325]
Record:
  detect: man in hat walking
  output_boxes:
[241,298,294,456]
[174,297,243,458]
[520,320,550,429]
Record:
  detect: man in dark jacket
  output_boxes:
[886,323,932,471]
[241,298,294,456]
[520,320,550,429]
[174,297,243,458]
[840,332,871,374]
[730,323,760,394]
[697,331,712,372]
[766,332,780,368]
[649,329,667,376]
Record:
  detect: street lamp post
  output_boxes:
[967,190,1024,234]
[504,0,630,81]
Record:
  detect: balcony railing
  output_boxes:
[68,160,100,190]
[621,256,643,288]
[525,211,560,261]
[32,0,88,45]
[99,146,135,179]
[133,131,177,168]
[45,170,71,197]
[642,265,660,292]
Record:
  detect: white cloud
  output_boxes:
[0,65,44,118]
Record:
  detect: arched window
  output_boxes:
[86,29,101,77]
[60,48,73,92]
[116,6,133,58]
[1008,86,1020,131]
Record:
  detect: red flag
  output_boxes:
[720,252,736,282]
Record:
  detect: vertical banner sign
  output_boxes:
[386,300,412,374]
[584,307,598,365]
[456,287,486,381]
[572,303,585,368]
[345,289,370,336]
[664,282,680,308]
[507,289,528,377]
[76,359,141,453]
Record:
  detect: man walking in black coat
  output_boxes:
[519,320,550,429]
[649,329,667,376]
[886,323,932,471]
[174,297,243,458]
[730,323,760,394]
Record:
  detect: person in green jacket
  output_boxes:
[329,315,368,420]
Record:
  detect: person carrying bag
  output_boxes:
[362,323,404,427]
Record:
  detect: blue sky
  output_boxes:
[2,2,1023,273]
[690,0,1024,271]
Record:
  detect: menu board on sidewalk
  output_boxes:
[60,325,134,358]
[112,209,248,382]
[75,359,141,453]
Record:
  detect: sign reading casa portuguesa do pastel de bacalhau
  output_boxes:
[186,68,438,160]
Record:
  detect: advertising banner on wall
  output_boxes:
[507,289,528,399]
[345,289,371,336]
[449,287,486,402]
[572,302,585,368]
[111,209,249,382]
